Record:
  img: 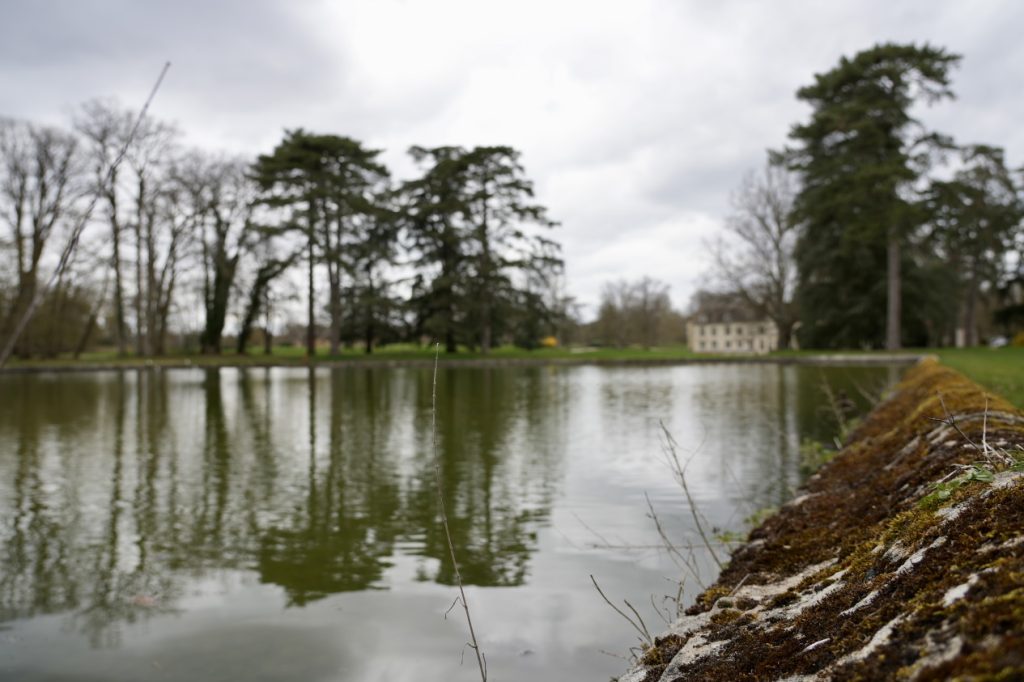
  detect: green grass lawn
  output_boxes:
[931,347,1024,409]
[771,346,1024,407]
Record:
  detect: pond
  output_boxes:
[0,362,903,681]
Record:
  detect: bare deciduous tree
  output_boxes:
[75,99,135,356]
[710,160,799,349]
[124,115,179,356]
[0,119,82,358]
[594,277,680,349]
[176,153,258,354]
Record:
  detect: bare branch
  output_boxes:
[590,574,653,647]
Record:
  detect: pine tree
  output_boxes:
[783,43,960,349]
[924,145,1023,345]
[253,130,388,356]
[401,145,560,353]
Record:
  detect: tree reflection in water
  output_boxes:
[0,366,562,644]
[0,363,893,655]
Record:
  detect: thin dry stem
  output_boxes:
[929,393,1014,467]
[644,492,708,589]
[658,421,724,570]
[651,592,671,626]
[430,344,487,681]
[590,574,653,647]
[728,573,751,597]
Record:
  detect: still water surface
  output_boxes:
[0,363,902,681]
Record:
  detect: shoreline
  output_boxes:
[617,359,1024,681]
[0,352,923,374]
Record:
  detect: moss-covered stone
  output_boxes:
[617,359,1024,681]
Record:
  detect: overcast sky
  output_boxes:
[2,0,1022,315]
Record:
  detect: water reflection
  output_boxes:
[257,368,402,604]
[0,366,566,643]
[0,363,901,681]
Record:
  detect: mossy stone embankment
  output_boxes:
[619,359,1024,682]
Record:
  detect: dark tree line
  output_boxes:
[710,43,1024,350]
[0,106,565,360]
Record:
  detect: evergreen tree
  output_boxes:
[783,43,960,349]
[253,130,388,356]
[458,146,559,353]
[924,145,1023,345]
[401,146,477,353]
[401,145,560,353]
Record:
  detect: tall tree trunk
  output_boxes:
[885,232,901,351]
[364,316,374,354]
[107,188,127,358]
[306,234,316,358]
[481,315,492,354]
[145,209,158,357]
[963,280,979,347]
[327,264,341,356]
[156,265,176,356]
[776,319,793,351]
[327,212,343,356]
[236,281,261,356]
[364,276,374,355]
[264,284,272,356]
[239,263,285,356]
[202,241,235,356]
[441,235,457,354]
[73,272,107,358]
[4,276,36,359]
[74,312,99,359]
[479,223,492,354]
[134,182,145,357]
[45,273,67,358]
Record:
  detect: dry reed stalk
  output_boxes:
[658,421,724,570]
[430,344,487,681]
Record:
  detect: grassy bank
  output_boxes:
[930,347,1024,408]
[775,346,1024,407]
[620,359,1024,681]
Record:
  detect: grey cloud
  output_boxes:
[0,0,345,147]
[2,0,1023,313]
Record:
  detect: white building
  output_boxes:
[687,319,780,355]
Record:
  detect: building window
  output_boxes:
[725,341,731,349]
[700,342,705,350]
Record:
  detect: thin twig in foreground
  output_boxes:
[658,421,724,570]
[644,492,707,589]
[928,393,1013,467]
[431,344,487,681]
[590,574,653,647]
[928,394,981,451]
